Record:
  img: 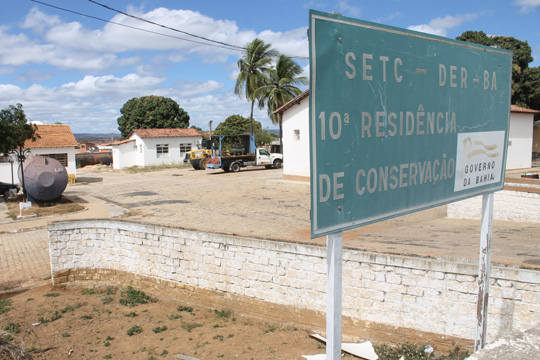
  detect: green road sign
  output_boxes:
[309,10,513,238]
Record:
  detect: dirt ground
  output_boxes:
[1,284,355,360]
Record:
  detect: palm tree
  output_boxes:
[255,54,308,154]
[234,39,278,135]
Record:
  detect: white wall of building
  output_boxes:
[0,147,76,185]
[282,98,310,180]
[112,141,137,170]
[133,135,199,167]
[506,112,534,170]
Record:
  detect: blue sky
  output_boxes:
[1,0,539,134]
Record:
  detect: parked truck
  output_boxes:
[205,134,282,172]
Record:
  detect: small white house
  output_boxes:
[276,90,310,182]
[508,105,540,169]
[0,124,78,184]
[106,128,202,170]
[276,90,539,182]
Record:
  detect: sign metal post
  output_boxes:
[326,232,343,359]
[475,193,494,351]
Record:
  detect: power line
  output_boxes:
[87,0,308,60]
[29,0,309,61]
[29,0,243,52]
[87,0,245,51]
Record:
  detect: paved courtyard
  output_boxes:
[1,165,540,290]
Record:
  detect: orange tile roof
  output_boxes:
[129,128,202,138]
[24,124,78,149]
[101,139,135,146]
[511,104,540,114]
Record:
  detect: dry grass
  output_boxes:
[5,195,85,220]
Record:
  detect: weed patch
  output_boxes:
[181,322,202,332]
[213,309,232,319]
[0,299,13,314]
[3,322,21,334]
[374,343,470,360]
[127,325,143,336]
[152,325,167,334]
[119,286,152,307]
[43,292,60,297]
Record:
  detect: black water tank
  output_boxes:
[20,157,69,201]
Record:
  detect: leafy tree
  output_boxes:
[213,114,272,146]
[255,54,308,153]
[214,114,262,135]
[0,104,38,155]
[117,95,190,139]
[456,31,539,112]
[190,125,203,132]
[234,38,278,135]
[517,67,540,111]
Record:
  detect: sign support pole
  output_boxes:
[326,231,343,360]
[475,192,494,352]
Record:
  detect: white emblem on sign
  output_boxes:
[454,131,505,192]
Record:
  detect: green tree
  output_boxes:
[190,125,203,132]
[213,114,273,146]
[234,38,278,135]
[117,95,190,139]
[254,54,308,153]
[516,67,540,111]
[213,114,262,135]
[0,104,38,155]
[456,31,538,110]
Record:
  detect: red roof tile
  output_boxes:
[511,104,540,114]
[101,139,135,146]
[24,124,78,149]
[129,128,202,138]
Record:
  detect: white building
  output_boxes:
[106,128,202,170]
[0,124,78,184]
[275,90,539,182]
[276,90,310,182]
[508,105,540,169]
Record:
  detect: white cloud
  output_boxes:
[174,80,225,97]
[513,0,540,13]
[337,0,362,17]
[0,27,138,71]
[408,13,479,37]
[21,7,61,33]
[0,74,267,133]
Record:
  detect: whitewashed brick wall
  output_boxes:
[447,190,540,222]
[48,219,540,343]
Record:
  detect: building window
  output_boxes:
[180,143,192,154]
[139,145,143,153]
[156,144,169,158]
[40,153,68,167]
[294,129,300,141]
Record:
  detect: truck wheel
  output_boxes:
[199,158,208,170]
[230,162,241,172]
[2,191,8,201]
[273,159,282,169]
[223,166,230,173]
[192,163,200,170]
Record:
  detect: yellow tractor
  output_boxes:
[184,149,212,170]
